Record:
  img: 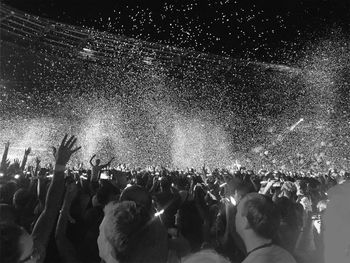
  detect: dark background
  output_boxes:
[4,0,350,61]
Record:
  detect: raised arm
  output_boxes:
[89,154,96,167]
[55,181,81,263]
[20,147,31,171]
[0,141,10,173]
[34,157,40,178]
[101,157,115,169]
[32,135,81,263]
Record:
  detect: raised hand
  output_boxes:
[5,141,10,149]
[1,142,10,172]
[24,147,31,156]
[52,135,81,166]
[13,158,21,168]
[36,157,41,166]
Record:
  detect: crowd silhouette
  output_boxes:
[1,135,349,263]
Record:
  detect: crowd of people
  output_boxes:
[0,135,350,263]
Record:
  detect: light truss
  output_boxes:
[0,4,298,74]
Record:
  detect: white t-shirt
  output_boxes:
[242,244,296,263]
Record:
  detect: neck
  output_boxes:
[243,231,272,254]
[106,255,119,263]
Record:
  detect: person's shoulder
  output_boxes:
[269,245,297,263]
[244,245,296,263]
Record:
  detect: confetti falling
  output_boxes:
[5,0,350,61]
[0,3,350,171]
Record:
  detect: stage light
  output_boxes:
[154,209,164,217]
[78,47,96,61]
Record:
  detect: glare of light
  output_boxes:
[220,182,227,188]
[290,118,304,131]
[208,191,217,201]
[0,173,4,177]
[14,174,20,179]
[313,219,321,234]
[79,48,96,61]
[154,209,164,217]
[230,196,236,206]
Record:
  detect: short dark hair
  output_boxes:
[160,177,171,190]
[103,201,148,262]
[13,188,31,208]
[241,193,280,239]
[96,184,120,206]
[120,185,152,213]
[0,222,25,263]
[235,180,254,197]
[103,201,168,263]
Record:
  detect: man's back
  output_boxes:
[242,244,296,263]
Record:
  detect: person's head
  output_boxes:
[182,249,231,263]
[119,185,152,214]
[234,181,252,204]
[93,185,119,207]
[0,182,18,205]
[0,222,37,263]
[13,189,31,210]
[176,176,189,191]
[274,197,297,227]
[0,204,17,223]
[96,159,101,165]
[160,177,171,192]
[98,201,168,263]
[114,171,128,190]
[235,193,280,243]
[136,172,149,188]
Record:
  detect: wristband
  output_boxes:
[55,164,66,172]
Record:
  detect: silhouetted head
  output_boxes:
[120,185,152,214]
[98,201,168,263]
[0,222,38,263]
[235,193,280,242]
